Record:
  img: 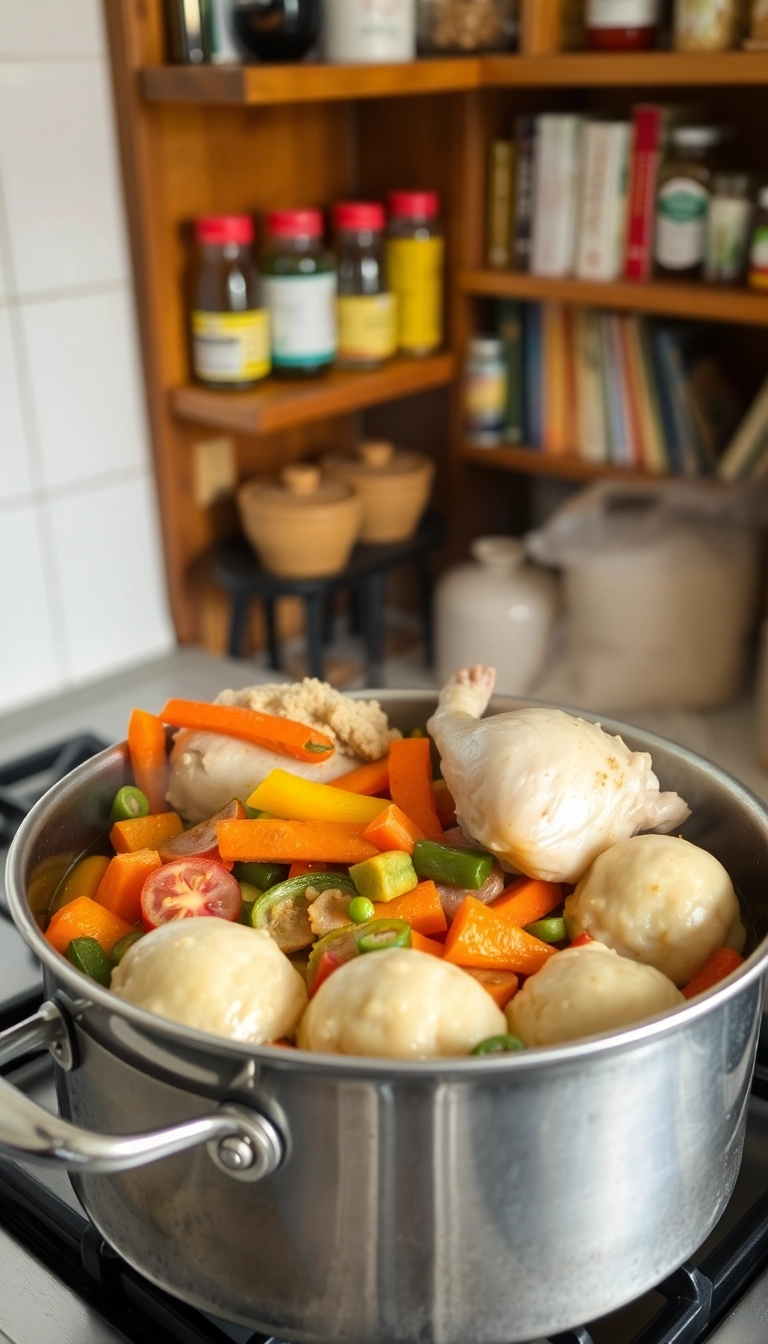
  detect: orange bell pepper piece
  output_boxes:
[363,803,424,855]
[94,849,162,925]
[217,819,379,865]
[160,699,334,763]
[372,879,447,936]
[128,708,168,814]
[443,896,557,975]
[388,737,443,842]
[332,757,390,796]
[490,878,563,927]
[463,967,520,1009]
[45,895,136,955]
[682,947,745,1000]
[410,930,445,957]
[110,812,183,855]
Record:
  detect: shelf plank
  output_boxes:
[461,270,768,326]
[141,59,482,106]
[171,354,456,436]
[483,50,768,87]
[461,443,721,485]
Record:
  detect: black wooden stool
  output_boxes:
[211,512,446,687]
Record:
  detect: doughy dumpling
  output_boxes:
[565,834,745,987]
[297,949,506,1059]
[507,943,683,1047]
[111,920,307,1044]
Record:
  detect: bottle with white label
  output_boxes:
[261,210,337,378]
[323,0,415,62]
[191,215,270,389]
[655,125,723,279]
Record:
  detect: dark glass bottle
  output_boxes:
[232,0,319,62]
[191,215,270,390]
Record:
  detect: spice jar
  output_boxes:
[705,174,753,283]
[416,0,516,53]
[232,0,319,61]
[334,203,397,370]
[386,191,444,358]
[673,0,742,51]
[747,0,768,46]
[323,0,416,61]
[465,337,506,446]
[748,187,768,289]
[238,464,362,579]
[322,441,434,542]
[260,210,337,378]
[654,126,723,279]
[585,0,660,49]
[190,215,270,389]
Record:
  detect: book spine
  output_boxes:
[650,328,686,475]
[498,299,524,444]
[523,303,543,446]
[618,316,645,469]
[576,124,613,281]
[575,308,608,464]
[486,141,514,270]
[562,305,579,453]
[602,315,629,466]
[624,105,664,282]
[638,322,669,473]
[532,116,582,278]
[543,303,567,452]
[513,115,536,272]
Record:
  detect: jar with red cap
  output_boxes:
[386,191,444,357]
[191,215,270,389]
[334,201,397,370]
[260,209,337,378]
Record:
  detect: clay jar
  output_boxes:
[321,441,434,544]
[238,464,361,578]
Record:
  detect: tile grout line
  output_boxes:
[0,53,106,63]
[0,278,129,309]
[0,464,149,518]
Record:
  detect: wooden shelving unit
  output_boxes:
[461,443,722,486]
[141,58,483,104]
[482,49,768,87]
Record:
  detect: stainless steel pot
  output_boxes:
[4,692,768,1344]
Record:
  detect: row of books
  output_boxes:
[487,106,669,283]
[495,300,743,476]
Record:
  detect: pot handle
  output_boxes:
[0,1001,285,1183]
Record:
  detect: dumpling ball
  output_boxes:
[564,834,745,988]
[111,919,307,1045]
[507,942,683,1048]
[297,949,506,1059]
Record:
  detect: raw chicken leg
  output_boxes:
[427,666,690,884]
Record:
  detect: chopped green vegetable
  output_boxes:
[110,786,150,823]
[250,872,357,953]
[350,851,418,903]
[238,881,262,925]
[109,931,145,967]
[67,936,112,986]
[349,895,375,924]
[358,919,411,954]
[412,838,494,891]
[305,741,333,753]
[471,1035,526,1056]
[524,917,566,944]
[241,804,274,821]
[233,860,287,889]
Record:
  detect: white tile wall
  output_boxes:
[0,7,174,715]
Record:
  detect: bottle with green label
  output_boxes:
[749,187,768,291]
[654,126,723,280]
[260,209,337,378]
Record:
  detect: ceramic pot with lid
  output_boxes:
[237,464,361,578]
[321,440,434,544]
[435,536,559,694]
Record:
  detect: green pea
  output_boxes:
[110,931,145,968]
[67,937,112,986]
[349,896,375,924]
[524,917,567,944]
[110,786,150,823]
[471,1035,526,1056]
[358,919,411,954]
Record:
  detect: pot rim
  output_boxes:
[7,690,768,1077]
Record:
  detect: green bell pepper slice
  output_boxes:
[67,936,112,986]
[250,873,357,954]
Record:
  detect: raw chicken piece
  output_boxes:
[427,666,690,885]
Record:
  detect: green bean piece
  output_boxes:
[238,881,263,925]
[358,919,412,954]
[67,937,112,986]
[241,804,274,820]
[233,861,287,890]
[412,838,494,891]
[109,931,145,968]
[110,786,150,823]
[524,917,567,944]
[349,896,375,924]
[471,1035,526,1056]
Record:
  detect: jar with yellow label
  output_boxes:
[334,202,397,370]
[191,215,270,389]
[386,190,445,358]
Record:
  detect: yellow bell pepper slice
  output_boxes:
[247,770,389,825]
[50,854,111,914]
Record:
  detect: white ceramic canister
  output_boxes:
[435,536,559,694]
[323,0,416,62]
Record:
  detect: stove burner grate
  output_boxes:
[0,734,109,847]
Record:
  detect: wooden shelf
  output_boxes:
[483,50,768,87]
[171,354,456,436]
[461,443,719,485]
[461,270,768,326]
[141,59,482,105]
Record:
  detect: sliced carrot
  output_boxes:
[432,778,456,824]
[94,849,162,925]
[490,878,563,927]
[128,709,168,814]
[373,879,447,935]
[443,896,557,975]
[333,757,390,796]
[682,947,746,1000]
[50,855,111,914]
[110,812,183,855]
[45,895,135,955]
[388,737,443,842]
[363,803,424,855]
[159,698,334,764]
[217,819,378,865]
[463,967,519,1010]
[410,930,445,958]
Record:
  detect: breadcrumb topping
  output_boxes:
[216,679,400,761]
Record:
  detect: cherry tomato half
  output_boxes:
[140,857,242,931]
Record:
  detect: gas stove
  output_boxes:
[3,651,768,1344]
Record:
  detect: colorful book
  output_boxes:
[562,305,579,453]
[624,105,666,282]
[497,300,524,444]
[649,325,686,475]
[574,308,608,464]
[523,302,543,446]
[602,315,632,467]
[717,374,768,480]
[513,116,537,273]
[627,319,667,474]
[486,141,514,270]
[653,326,703,476]
[617,316,645,469]
[531,115,583,278]
[542,303,568,453]
[575,121,631,282]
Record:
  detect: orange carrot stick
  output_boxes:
[463,967,519,1010]
[363,803,424,855]
[490,878,563,927]
[333,758,390,796]
[45,896,136,955]
[410,930,445,957]
[388,737,443,842]
[443,896,557,975]
[372,880,447,936]
[682,947,745,1000]
[94,849,162,925]
[110,812,183,855]
[128,709,168,814]
[159,699,334,763]
[217,819,378,865]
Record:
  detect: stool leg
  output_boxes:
[304,594,325,681]
[322,591,336,644]
[363,573,385,688]
[264,599,281,672]
[228,595,249,659]
[415,555,435,667]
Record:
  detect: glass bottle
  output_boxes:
[260,210,337,378]
[673,0,742,51]
[748,187,768,290]
[386,191,445,358]
[416,0,516,53]
[190,215,270,390]
[334,202,398,370]
[465,337,507,445]
[705,174,753,284]
[654,126,723,279]
[585,0,660,49]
